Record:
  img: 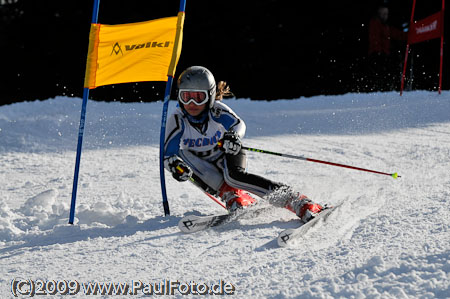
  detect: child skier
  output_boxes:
[164,66,323,223]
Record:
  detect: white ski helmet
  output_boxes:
[177,66,216,109]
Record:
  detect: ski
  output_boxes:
[178,204,271,233]
[178,212,238,233]
[277,206,335,247]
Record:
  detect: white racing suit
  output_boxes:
[163,101,305,210]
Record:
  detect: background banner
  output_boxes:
[408,11,443,44]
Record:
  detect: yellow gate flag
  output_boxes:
[84,14,183,89]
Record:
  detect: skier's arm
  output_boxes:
[163,113,184,168]
[211,102,246,155]
[211,102,246,139]
[163,114,193,181]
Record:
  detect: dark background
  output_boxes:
[1,0,448,105]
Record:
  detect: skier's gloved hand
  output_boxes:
[166,156,192,182]
[221,131,242,155]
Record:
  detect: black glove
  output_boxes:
[222,131,242,155]
[166,156,193,182]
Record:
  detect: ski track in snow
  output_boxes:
[0,91,449,298]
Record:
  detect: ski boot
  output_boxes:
[218,183,257,212]
[287,194,324,223]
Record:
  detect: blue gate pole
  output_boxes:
[159,0,186,216]
[159,76,174,216]
[69,0,101,224]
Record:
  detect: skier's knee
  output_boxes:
[226,166,247,182]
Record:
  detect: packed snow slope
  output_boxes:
[1,91,449,298]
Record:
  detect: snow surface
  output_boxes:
[1,91,449,298]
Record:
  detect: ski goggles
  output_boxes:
[178,89,209,106]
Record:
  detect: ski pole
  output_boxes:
[176,166,227,208]
[242,146,400,179]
